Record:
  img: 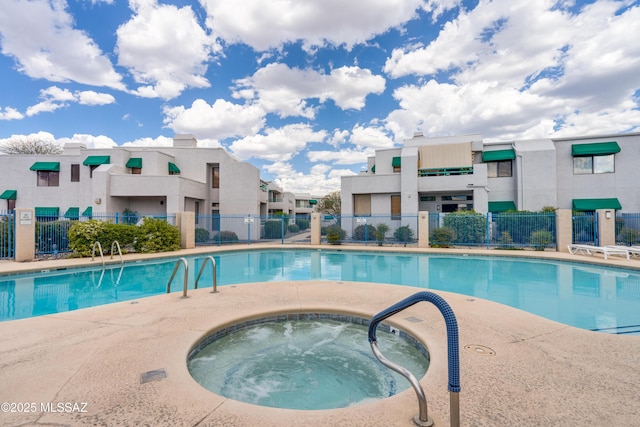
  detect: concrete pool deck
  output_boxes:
[1,244,640,426]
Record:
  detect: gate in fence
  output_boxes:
[0,210,15,260]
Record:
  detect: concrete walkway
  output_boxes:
[1,245,639,426]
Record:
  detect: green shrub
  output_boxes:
[295,218,310,230]
[264,220,284,239]
[134,217,180,253]
[195,228,210,243]
[353,224,376,241]
[530,230,553,251]
[617,227,640,246]
[325,225,345,245]
[68,220,138,256]
[443,210,486,245]
[213,231,239,242]
[394,225,414,243]
[430,227,455,248]
[497,231,515,249]
[288,223,300,233]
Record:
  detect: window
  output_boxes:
[194,201,200,225]
[354,194,371,216]
[391,195,401,220]
[420,196,436,202]
[89,165,98,178]
[487,160,512,177]
[71,164,80,182]
[392,157,401,173]
[211,166,220,188]
[573,155,614,175]
[37,171,59,187]
[7,199,15,210]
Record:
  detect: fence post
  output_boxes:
[418,211,429,248]
[281,217,285,245]
[597,209,616,247]
[486,212,491,249]
[176,211,195,249]
[14,208,35,262]
[310,213,321,245]
[556,209,572,252]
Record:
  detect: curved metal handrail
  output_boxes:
[167,257,189,298]
[368,291,460,427]
[91,241,105,267]
[194,256,218,293]
[110,241,123,264]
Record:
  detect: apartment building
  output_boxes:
[0,135,279,222]
[341,131,640,219]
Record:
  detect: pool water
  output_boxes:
[1,249,639,334]
[187,316,429,410]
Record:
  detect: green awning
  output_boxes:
[0,190,17,200]
[82,207,93,216]
[309,199,317,205]
[392,157,401,167]
[126,157,142,168]
[488,201,517,212]
[83,155,110,166]
[64,207,79,219]
[482,149,516,162]
[35,207,59,217]
[571,142,620,156]
[572,198,622,211]
[30,162,60,171]
[168,162,181,173]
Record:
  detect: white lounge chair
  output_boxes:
[567,244,630,260]
[605,245,640,257]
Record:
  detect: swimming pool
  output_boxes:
[1,249,639,334]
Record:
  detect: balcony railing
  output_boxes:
[418,167,473,177]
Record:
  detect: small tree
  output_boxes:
[317,191,341,216]
[0,135,62,154]
[375,223,389,246]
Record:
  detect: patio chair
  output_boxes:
[567,244,630,260]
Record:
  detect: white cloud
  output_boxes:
[232,63,385,118]
[116,0,220,99]
[382,0,640,140]
[0,0,124,89]
[25,86,116,117]
[200,0,425,51]
[76,91,116,105]
[0,106,24,120]
[121,136,174,147]
[351,124,396,150]
[229,123,326,162]
[307,149,370,165]
[265,161,354,195]
[163,99,266,140]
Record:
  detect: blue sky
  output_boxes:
[1,0,639,196]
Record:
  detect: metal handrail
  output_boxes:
[110,241,123,264]
[194,256,218,293]
[91,241,105,267]
[368,291,460,427]
[167,257,189,298]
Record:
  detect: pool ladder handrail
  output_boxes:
[368,291,460,427]
[194,256,218,293]
[91,241,105,267]
[110,241,123,265]
[167,257,189,298]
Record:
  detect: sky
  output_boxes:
[0,0,639,197]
